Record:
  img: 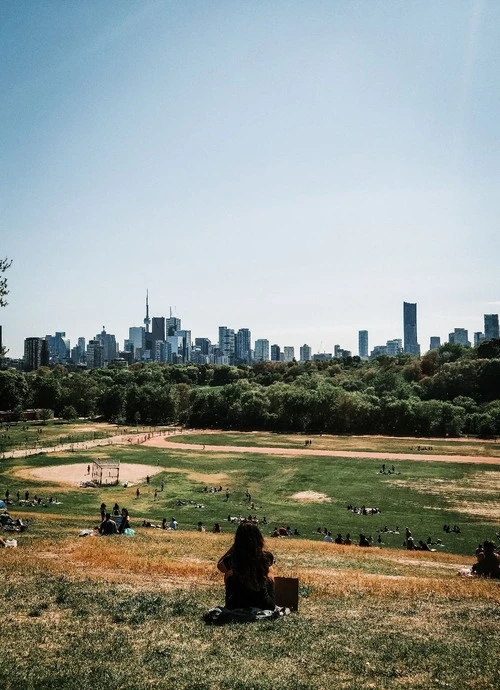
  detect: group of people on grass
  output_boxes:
[98,504,130,535]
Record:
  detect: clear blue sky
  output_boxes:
[2,1,499,358]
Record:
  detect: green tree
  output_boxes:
[0,257,12,308]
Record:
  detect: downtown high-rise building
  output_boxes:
[151,317,165,343]
[219,326,235,364]
[299,344,311,362]
[270,344,281,362]
[254,339,269,362]
[166,315,181,337]
[24,337,49,371]
[403,302,420,356]
[484,314,499,341]
[448,328,470,347]
[86,339,104,370]
[235,328,251,364]
[195,338,211,356]
[358,330,368,359]
[283,346,295,362]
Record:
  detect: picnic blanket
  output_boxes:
[204,605,291,625]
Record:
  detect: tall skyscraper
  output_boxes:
[270,344,280,362]
[86,339,104,370]
[24,337,49,371]
[96,327,118,362]
[219,326,235,363]
[166,313,181,336]
[176,330,191,362]
[358,330,368,360]
[45,331,70,363]
[299,344,311,362]
[484,314,499,341]
[151,317,165,343]
[254,339,270,362]
[283,346,295,362]
[403,302,420,356]
[235,328,251,364]
[474,332,485,347]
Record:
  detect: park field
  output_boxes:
[168,430,500,458]
[1,434,499,689]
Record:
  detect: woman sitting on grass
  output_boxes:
[217,522,275,610]
[118,508,130,534]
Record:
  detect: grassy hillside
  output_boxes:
[1,435,499,689]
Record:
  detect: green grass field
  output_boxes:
[1,433,499,689]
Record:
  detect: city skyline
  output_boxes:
[10,296,500,364]
[2,3,499,359]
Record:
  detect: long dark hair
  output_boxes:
[231,522,270,591]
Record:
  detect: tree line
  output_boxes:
[1,340,499,437]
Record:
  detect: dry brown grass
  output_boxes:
[10,531,499,604]
[389,471,500,519]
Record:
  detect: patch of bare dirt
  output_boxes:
[291,491,331,503]
[13,463,162,486]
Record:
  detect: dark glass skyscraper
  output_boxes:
[403,302,420,356]
[358,330,368,359]
[484,314,499,341]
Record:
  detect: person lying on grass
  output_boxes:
[217,522,275,610]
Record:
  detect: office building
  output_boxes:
[235,328,251,364]
[126,327,145,360]
[429,336,441,350]
[86,340,104,370]
[219,326,235,364]
[45,331,70,363]
[151,317,165,343]
[176,329,191,362]
[448,328,470,347]
[24,337,49,371]
[474,332,485,347]
[299,344,311,362]
[484,314,499,341]
[270,344,281,362]
[334,344,351,359]
[386,339,403,356]
[167,335,184,363]
[403,302,420,356]
[358,330,368,360]
[370,344,388,359]
[166,314,181,337]
[96,327,118,362]
[283,346,295,362]
[254,339,269,362]
[195,338,212,356]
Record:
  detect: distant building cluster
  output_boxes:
[8,298,500,372]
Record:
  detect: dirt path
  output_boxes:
[142,437,500,465]
[1,430,172,460]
